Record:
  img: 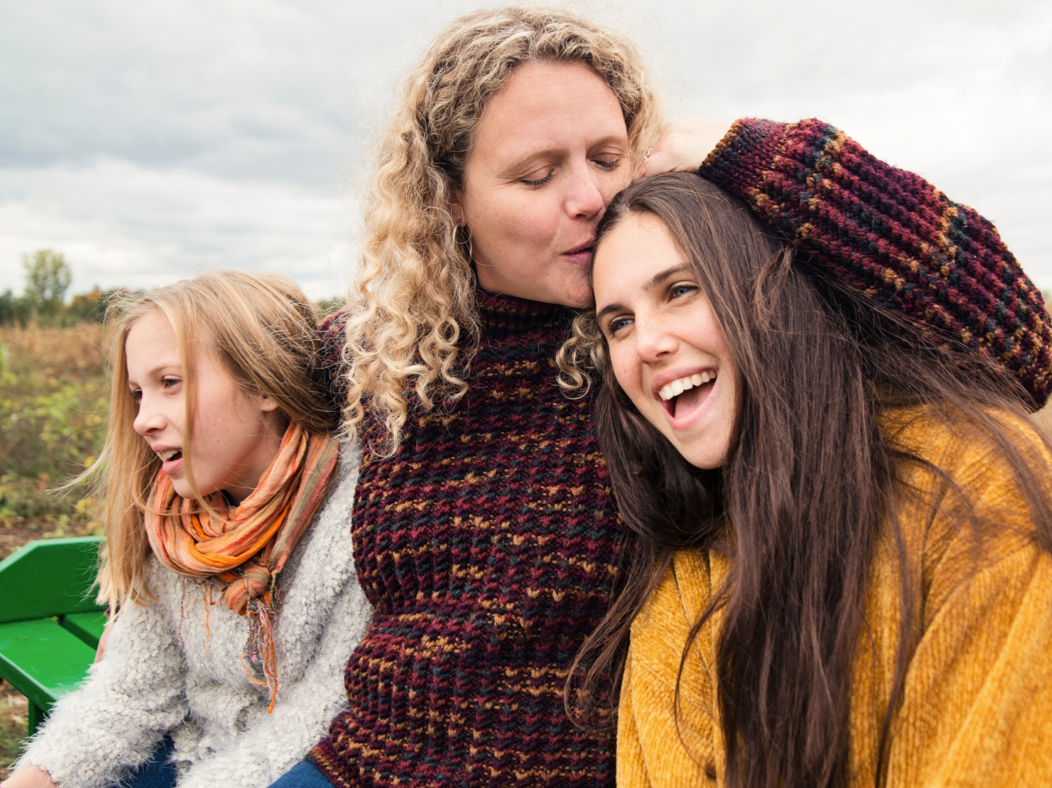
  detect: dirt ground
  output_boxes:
[0,524,45,562]
[1,681,29,778]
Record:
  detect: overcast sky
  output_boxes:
[2,0,1050,299]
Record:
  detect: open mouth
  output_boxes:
[659,371,716,419]
[157,449,182,462]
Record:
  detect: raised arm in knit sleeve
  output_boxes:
[879,418,1052,786]
[15,569,190,788]
[699,118,1052,409]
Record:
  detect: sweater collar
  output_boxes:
[475,287,570,338]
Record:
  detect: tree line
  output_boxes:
[1,250,124,326]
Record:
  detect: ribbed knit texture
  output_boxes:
[309,290,622,787]
[701,118,1052,410]
[618,409,1052,787]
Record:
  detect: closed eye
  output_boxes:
[593,156,622,171]
[520,169,554,187]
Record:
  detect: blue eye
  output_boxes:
[607,316,632,335]
[670,284,697,299]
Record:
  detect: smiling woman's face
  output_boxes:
[452,60,631,308]
[592,212,739,469]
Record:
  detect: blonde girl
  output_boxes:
[7,271,369,788]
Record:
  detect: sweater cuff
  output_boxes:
[699,117,790,194]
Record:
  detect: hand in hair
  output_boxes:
[636,116,732,180]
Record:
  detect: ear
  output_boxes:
[450,189,465,227]
[259,392,280,413]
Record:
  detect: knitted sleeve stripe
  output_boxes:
[700,118,1052,410]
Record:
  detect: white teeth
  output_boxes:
[157,449,180,461]
[659,371,717,402]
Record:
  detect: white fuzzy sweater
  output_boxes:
[17,448,369,788]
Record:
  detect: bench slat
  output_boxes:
[0,617,96,713]
[61,611,108,649]
[0,536,104,623]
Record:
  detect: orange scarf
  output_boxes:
[145,423,339,705]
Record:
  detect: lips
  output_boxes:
[653,370,718,421]
[562,238,596,265]
[152,446,184,475]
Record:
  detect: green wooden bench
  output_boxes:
[0,536,106,735]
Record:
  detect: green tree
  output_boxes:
[22,249,72,317]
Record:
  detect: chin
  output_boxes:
[553,282,594,309]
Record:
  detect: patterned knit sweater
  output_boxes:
[307,118,1050,787]
[310,294,623,787]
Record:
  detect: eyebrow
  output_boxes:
[595,262,693,321]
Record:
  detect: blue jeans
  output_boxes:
[267,761,333,788]
[122,736,177,788]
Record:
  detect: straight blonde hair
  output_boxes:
[92,271,337,609]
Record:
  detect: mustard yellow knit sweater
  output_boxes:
[618,410,1052,787]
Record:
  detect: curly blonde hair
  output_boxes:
[341,6,664,456]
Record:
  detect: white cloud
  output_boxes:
[0,159,353,299]
[1,0,1050,298]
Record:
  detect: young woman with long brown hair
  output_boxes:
[560,153,1052,787]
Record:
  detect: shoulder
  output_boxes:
[883,405,1051,501]
[318,306,352,404]
[881,405,1052,589]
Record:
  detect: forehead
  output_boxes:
[471,60,627,160]
[126,311,177,352]
[593,213,685,300]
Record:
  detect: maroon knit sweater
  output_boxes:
[308,119,1050,788]
[310,293,623,787]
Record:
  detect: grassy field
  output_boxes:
[0,323,108,559]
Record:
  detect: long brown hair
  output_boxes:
[558,173,1052,788]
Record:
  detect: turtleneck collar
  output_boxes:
[474,287,571,339]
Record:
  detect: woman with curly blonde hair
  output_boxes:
[269,7,1051,788]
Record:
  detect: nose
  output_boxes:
[132,394,165,437]
[633,315,678,363]
[564,165,606,220]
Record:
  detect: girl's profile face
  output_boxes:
[451,60,631,308]
[125,311,284,505]
[592,212,738,469]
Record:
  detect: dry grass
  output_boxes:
[0,682,29,779]
[0,323,109,555]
